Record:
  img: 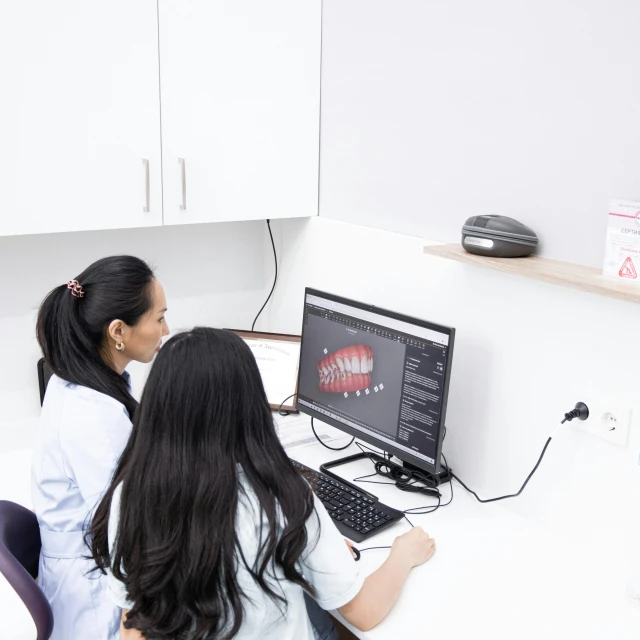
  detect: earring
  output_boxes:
[115,342,125,352]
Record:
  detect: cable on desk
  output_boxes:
[357,545,392,553]
[352,442,397,485]
[450,402,589,504]
[403,452,453,516]
[277,393,355,449]
[351,442,441,495]
[358,514,415,555]
[451,438,552,504]
[311,417,355,451]
[349,437,452,516]
[277,393,297,416]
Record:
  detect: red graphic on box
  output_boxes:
[318,345,373,393]
[619,257,637,279]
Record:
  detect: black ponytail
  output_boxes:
[36,256,155,417]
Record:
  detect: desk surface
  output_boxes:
[1,416,638,640]
[285,418,638,640]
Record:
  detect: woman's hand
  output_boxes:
[390,526,436,569]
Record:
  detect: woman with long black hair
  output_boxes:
[90,327,435,640]
[32,255,170,640]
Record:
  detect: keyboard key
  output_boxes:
[292,458,400,540]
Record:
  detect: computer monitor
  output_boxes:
[295,288,455,476]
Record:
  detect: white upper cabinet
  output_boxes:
[159,0,321,225]
[0,1,162,235]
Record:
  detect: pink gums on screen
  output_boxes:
[317,345,373,393]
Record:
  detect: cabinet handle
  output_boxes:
[178,158,187,210]
[142,159,150,212]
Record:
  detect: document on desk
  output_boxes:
[276,414,352,452]
[243,337,301,409]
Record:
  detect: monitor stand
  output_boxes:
[319,451,452,488]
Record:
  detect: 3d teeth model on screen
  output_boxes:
[318,345,373,393]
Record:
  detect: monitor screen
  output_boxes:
[295,289,455,474]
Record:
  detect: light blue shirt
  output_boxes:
[31,373,132,640]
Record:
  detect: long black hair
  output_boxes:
[89,328,316,640]
[37,255,155,417]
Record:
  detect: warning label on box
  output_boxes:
[603,200,640,282]
[619,257,637,279]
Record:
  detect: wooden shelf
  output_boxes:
[423,243,640,305]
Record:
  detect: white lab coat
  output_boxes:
[31,374,132,640]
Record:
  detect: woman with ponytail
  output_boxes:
[32,255,170,640]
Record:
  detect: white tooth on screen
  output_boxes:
[361,355,369,373]
[351,356,361,374]
[336,356,344,372]
[344,358,352,373]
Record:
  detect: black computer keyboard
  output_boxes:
[290,459,403,543]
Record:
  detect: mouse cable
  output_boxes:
[357,514,416,555]
[251,219,277,331]
[452,402,589,504]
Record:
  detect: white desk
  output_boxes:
[286,420,639,640]
[1,419,638,640]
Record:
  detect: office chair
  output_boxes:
[0,500,54,640]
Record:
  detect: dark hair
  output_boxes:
[36,255,155,417]
[89,328,316,640]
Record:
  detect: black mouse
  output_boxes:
[351,546,361,561]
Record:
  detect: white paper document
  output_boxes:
[244,338,301,408]
[603,200,640,282]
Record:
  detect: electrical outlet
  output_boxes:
[573,397,632,447]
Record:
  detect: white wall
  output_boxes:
[319,0,640,267]
[265,216,640,586]
[0,220,271,449]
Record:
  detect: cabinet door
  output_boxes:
[0,1,162,236]
[159,0,321,225]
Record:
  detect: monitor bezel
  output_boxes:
[295,288,455,475]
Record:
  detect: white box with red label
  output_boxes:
[603,200,640,282]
